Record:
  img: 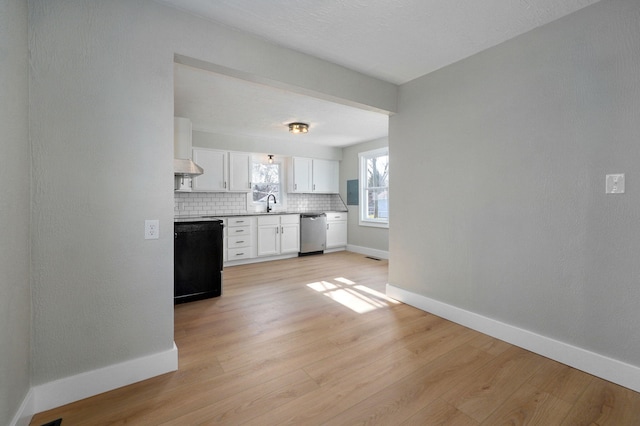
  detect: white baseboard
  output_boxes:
[224,252,298,267]
[386,284,640,393]
[13,343,178,425]
[346,244,389,259]
[11,388,34,426]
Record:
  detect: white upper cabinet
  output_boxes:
[229,152,252,191]
[192,148,226,191]
[312,159,339,193]
[288,157,339,194]
[192,148,251,192]
[288,157,313,193]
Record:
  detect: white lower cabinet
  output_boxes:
[326,212,348,249]
[257,216,279,257]
[220,214,305,265]
[280,215,301,254]
[257,214,300,257]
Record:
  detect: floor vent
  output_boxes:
[41,420,62,426]
[365,256,381,261]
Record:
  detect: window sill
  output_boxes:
[359,220,389,229]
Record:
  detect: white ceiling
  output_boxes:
[174,63,390,147]
[167,0,600,147]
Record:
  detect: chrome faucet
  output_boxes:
[266,194,277,213]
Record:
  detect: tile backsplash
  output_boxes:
[174,192,247,216]
[174,192,346,217]
[287,193,346,213]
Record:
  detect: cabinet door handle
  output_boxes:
[237,240,244,243]
[235,229,244,233]
[294,183,297,190]
[224,181,227,189]
[327,224,329,230]
[281,226,284,234]
[236,252,244,256]
[313,184,316,190]
[276,227,279,234]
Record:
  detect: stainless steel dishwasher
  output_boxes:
[299,213,326,255]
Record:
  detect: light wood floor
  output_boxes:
[32,251,640,425]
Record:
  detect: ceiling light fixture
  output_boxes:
[288,122,309,134]
[268,154,274,164]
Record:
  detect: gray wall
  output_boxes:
[341,138,389,253]
[390,0,640,367]
[27,0,395,392]
[0,0,31,424]
[29,0,176,385]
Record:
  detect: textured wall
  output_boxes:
[390,0,640,367]
[28,0,396,390]
[0,0,31,424]
[28,0,177,384]
[341,138,390,252]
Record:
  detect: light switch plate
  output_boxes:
[145,220,159,239]
[605,174,625,194]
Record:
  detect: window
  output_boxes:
[252,161,281,204]
[359,147,389,227]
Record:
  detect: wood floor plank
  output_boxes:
[242,348,426,425]
[526,358,594,405]
[441,345,546,422]
[467,333,513,356]
[303,314,451,386]
[30,252,640,426]
[217,335,343,373]
[326,304,434,350]
[157,369,319,425]
[400,398,479,426]
[560,376,640,425]
[480,383,573,425]
[320,343,495,425]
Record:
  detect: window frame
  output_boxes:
[358,147,389,228]
[250,157,285,212]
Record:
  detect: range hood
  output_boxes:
[174,117,203,176]
[174,158,203,176]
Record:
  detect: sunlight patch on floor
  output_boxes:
[306,278,399,313]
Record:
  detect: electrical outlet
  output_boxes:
[145,220,159,239]
[606,174,625,194]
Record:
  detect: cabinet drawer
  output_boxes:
[228,226,250,236]
[326,212,347,222]
[228,247,252,260]
[228,235,251,248]
[281,214,300,224]
[228,217,250,227]
[257,215,280,226]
